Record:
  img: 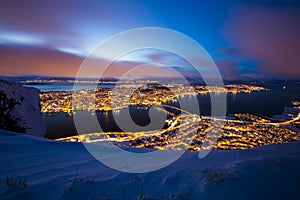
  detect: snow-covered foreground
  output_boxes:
[0,130,299,200]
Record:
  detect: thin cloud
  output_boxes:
[222,5,300,77]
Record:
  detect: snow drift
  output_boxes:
[0,130,299,199]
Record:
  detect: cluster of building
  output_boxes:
[40,88,111,114]
[194,84,266,94]
[57,105,300,151]
[41,81,299,151]
[124,115,299,151]
[40,83,266,115]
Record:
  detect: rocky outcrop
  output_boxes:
[0,80,46,137]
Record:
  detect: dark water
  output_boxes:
[23,82,114,92]
[44,106,170,139]
[227,81,299,115]
[44,81,300,139]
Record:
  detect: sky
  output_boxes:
[0,0,299,79]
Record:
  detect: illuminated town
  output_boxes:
[56,106,300,151]
[40,82,266,114]
[38,82,300,151]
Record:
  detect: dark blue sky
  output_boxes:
[0,0,299,79]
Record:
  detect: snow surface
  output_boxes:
[0,81,46,137]
[0,130,299,199]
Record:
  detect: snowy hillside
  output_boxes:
[0,80,45,137]
[0,130,299,199]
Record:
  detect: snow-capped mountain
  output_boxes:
[0,80,46,137]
